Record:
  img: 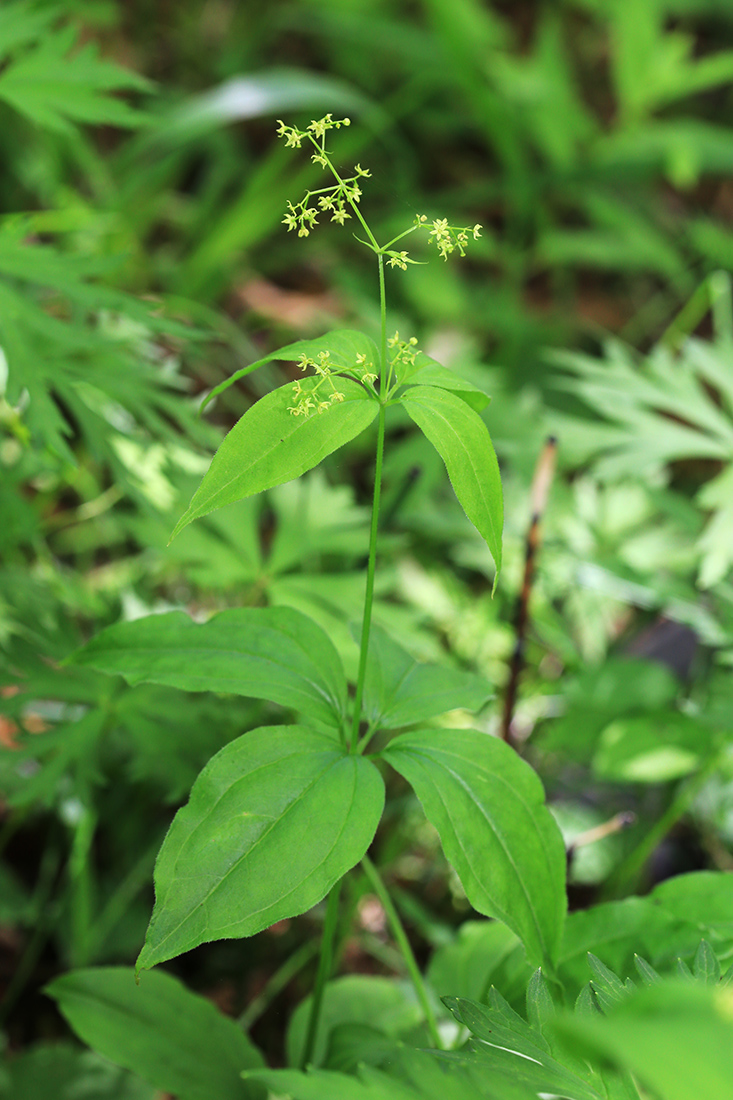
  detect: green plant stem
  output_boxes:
[68,799,97,968]
[361,855,443,1050]
[601,753,722,899]
[300,880,343,1068]
[377,252,390,392]
[350,402,386,752]
[348,250,388,752]
[84,834,161,962]
[238,939,319,1032]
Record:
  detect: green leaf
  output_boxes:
[46,967,263,1100]
[634,954,662,987]
[0,22,152,135]
[593,711,715,783]
[246,1065,416,1100]
[587,953,632,1012]
[360,624,492,730]
[396,349,490,412]
[0,3,57,60]
[551,980,733,1100]
[172,376,378,540]
[445,992,602,1100]
[381,729,566,969]
[557,897,700,998]
[526,967,556,1031]
[401,386,502,583]
[201,329,379,411]
[427,920,522,1003]
[0,1042,155,1100]
[286,975,423,1068]
[693,940,721,986]
[137,727,384,970]
[651,872,733,954]
[250,1047,529,1100]
[71,606,348,731]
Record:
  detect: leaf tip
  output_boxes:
[167,512,191,544]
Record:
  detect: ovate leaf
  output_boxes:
[71,606,348,731]
[401,386,502,582]
[137,727,384,970]
[361,624,492,730]
[47,967,264,1100]
[382,729,566,970]
[172,377,378,540]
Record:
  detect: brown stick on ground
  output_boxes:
[500,435,558,747]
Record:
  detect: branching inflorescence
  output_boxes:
[276,114,483,414]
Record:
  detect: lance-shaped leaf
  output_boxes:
[359,624,492,730]
[172,375,378,540]
[401,386,502,582]
[47,967,264,1100]
[70,606,347,731]
[396,349,491,412]
[137,726,384,971]
[382,730,566,970]
[201,329,379,411]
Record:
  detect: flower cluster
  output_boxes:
[287,351,345,417]
[281,168,370,237]
[276,114,350,149]
[416,215,482,260]
[388,332,419,369]
[277,116,371,237]
[386,251,411,271]
[354,352,378,387]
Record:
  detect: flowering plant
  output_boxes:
[73,115,566,1070]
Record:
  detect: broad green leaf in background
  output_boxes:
[71,606,348,731]
[0,1043,155,1100]
[171,376,378,540]
[382,729,566,970]
[360,624,493,729]
[650,871,733,961]
[285,975,423,1068]
[401,386,503,583]
[551,980,733,1100]
[201,329,380,411]
[556,877,733,999]
[427,920,522,1003]
[593,711,716,783]
[47,967,264,1100]
[137,727,384,971]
